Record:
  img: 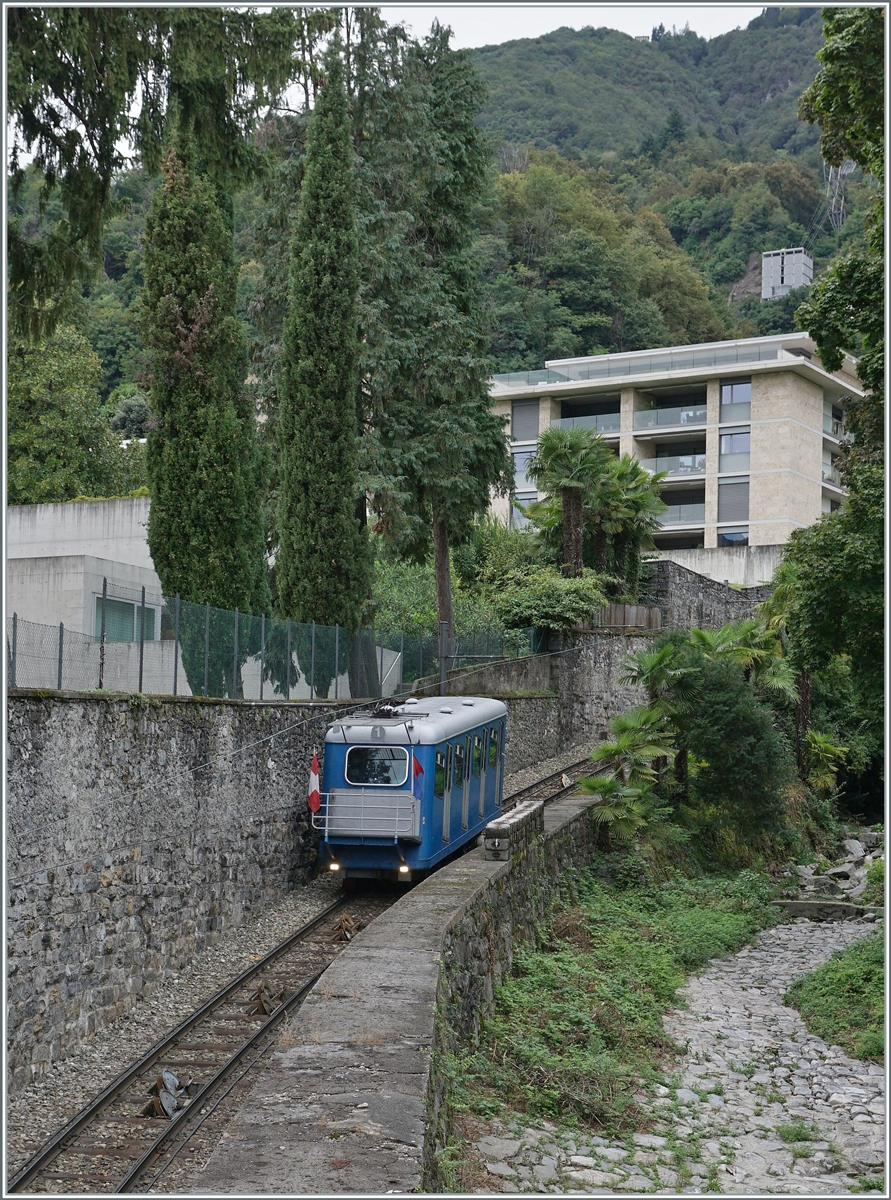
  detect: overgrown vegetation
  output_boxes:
[785,932,884,1061]
[445,865,780,1133]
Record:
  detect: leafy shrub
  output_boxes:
[862,858,884,906]
[490,566,609,633]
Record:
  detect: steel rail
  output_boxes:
[115,969,325,1193]
[502,757,593,811]
[7,898,348,1193]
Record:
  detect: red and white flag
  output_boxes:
[308,752,321,814]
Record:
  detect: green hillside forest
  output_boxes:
[7,8,873,404]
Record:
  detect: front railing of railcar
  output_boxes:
[311,789,420,842]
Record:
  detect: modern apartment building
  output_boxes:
[490,333,861,553]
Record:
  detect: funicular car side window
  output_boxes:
[472,734,483,776]
[434,750,446,798]
[345,746,409,786]
[453,740,465,788]
[489,726,499,768]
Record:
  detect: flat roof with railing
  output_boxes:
[490,334,862,395]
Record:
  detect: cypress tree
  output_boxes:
[276,45,371,644]
[141,147,270,692]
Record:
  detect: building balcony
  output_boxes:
[633,404,707,431]
[659,502,705,526]
[822,465,843,486]
[553,412,621,435]
[823,416,845,438]
[640,453,706,477]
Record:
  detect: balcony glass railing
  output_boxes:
[553,412,621,434]
[822,465,842,486]
[640,453,706,476]
[491,343,780,389]
[660,502,706,526]
[720,402,752,423]
[634,404,707,430]
[823,416,845,437]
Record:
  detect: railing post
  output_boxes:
[285,618,291,702]
[260,614,266,701]
[203,602,210,697]
[232,608,239,700]
[57,623,64,691]
[138,586,146,693]
[438,621,448,696]
[310,621,316,701]
[334,624,340,701]
[98,578,107,689]
[399,631,404,694]
[11,612,18,688]
[173,596,180,697]
[379,636,384,697]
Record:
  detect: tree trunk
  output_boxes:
[794,669,812,779]
[561,486,583,578]
[432,515,454,641]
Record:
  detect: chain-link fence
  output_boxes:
[7,582,536,701]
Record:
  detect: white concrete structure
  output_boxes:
[761,247,813,299]
[7,498,163,639]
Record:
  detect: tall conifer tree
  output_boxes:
[141,147,270,690]
[276,42,370,638]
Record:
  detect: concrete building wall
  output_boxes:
[7,498,154,569]
[647,544,784,587]
[7,554,164,637]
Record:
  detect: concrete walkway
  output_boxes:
[464,918,884,1195]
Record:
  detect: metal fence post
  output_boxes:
[399,631,404,694]
[232,608,239,700]
[285,619,291,702]
[173,596,180,697]
[379,636,384,698]
[98,578,107,689]
[334,624,340,700]
[203,602,210,697]
[57,623,64,691]
[419,636,423,683]
[138,586,146,693]
[310,621,316,701]
[11,612,18,688]
[438,621,448,696]
[260,614,266,701]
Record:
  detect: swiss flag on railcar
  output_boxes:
[412,753,424,799]
[308,752,321,814]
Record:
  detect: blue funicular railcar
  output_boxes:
[314,696,508,882]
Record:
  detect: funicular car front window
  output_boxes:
[345,746,409,786]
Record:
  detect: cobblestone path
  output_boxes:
[466,917,884,1195]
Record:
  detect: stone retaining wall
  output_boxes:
[640,559,771,629]
[6,691,343,1092]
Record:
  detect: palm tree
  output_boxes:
[526,426,616,577]
[689,618,799,703]
[578,707,676,841]
[599,455,667,590]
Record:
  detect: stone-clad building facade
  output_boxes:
[490,332,861,554]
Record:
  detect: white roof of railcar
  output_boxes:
[325,696,508,746]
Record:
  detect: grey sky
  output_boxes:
[378,5,765,49]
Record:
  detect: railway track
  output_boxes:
[11,756,593,1194]
[502,757,593,811]
[8,894,394,1195]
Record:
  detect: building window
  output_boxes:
[719,429,750,472]
[718,527,749,547]
[718,478,749,522]
[513,449,534,489]
[720,379,751,423]
[511,400,539,442]
[94,597,157,643]
[510,491,536,529]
